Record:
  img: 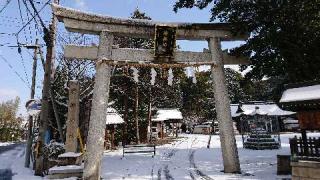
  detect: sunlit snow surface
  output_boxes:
[1,133,319,179]
[102,133,319,180]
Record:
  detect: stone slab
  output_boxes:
[49,164,83,175]
[291,161,320,179]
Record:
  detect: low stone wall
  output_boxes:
[291,161,320,180]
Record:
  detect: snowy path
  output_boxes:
[102,133,319,180]
[0,133,318,179]
[0,143,41,180]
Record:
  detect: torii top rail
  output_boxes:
[52,4,248,67]
[52,4,246,40]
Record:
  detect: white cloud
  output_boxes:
[0,88,19,103]
[74,0,87,10]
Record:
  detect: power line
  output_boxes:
[26,0,46,30]
[18,50,31,86]
[0,0,12,14]
[0,54,30,88]
[18,0,29,43]
[22,0,34,43]
[15,0,50,37]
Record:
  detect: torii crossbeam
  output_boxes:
[52,4,248,180]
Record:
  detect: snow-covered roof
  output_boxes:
[280,84,320,103]
[283,117,298,124]
[230,103,295,117]
[106,108,124,125]
[230,105,242,117]
[151,108,183,122]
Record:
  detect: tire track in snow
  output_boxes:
[189,150,213,180]
[160,137,188,180]
[189,171,196,180]
[188,136,213,180]
[157,167,162,180]
[163,165,174,180]
[188,136,199,180]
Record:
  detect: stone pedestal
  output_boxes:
[66,80,80,152]
[47,152,83,179]
[291,161,320,180]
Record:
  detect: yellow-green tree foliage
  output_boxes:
[0,97,22,141]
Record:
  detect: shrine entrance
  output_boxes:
[52,4,248,179]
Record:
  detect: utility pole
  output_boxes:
[24,39,38,168]
[35,0,58,175]
[38,46,64,143]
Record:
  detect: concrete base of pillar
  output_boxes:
[291,161,320,180]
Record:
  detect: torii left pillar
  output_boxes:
[83,31,113,180]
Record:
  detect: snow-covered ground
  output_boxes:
[0,133,319,179]
[0,142,14,147]
[102,133,320,180]
[0,143,41,180]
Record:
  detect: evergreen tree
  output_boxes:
[0,97,22,141]
[173,0,320,82]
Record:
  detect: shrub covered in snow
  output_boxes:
[43,140,65,159]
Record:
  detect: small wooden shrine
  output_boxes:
[279,81,320,179]
[279,81,320,160]
[151,108,183,139]
[105,108,124,150]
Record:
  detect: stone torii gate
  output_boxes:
[52,4,248,179]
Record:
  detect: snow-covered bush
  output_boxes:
[43,140,65,159]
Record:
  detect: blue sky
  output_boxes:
[0,0,244,116]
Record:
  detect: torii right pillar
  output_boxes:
[209,37,241,173]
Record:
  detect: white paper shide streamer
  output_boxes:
[131,67,139,83]
[168,68,173,86]
[151,68,157,85]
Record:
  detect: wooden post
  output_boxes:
[49,89,64,142]
[25,39,38,168]
[134,85,140,144]
[147,89,152,142]
[301,129,308,156]
[175,123,178,138]
[30,39,38,99]
[65,80,80,152]
[122,69,129,145]
[37,43,64,142]
[35,0,58,173]
[83,31,113,180]
[111,125,115,149]
[209,37,241,173]
[161,122,164,139]
[123,89,128,145]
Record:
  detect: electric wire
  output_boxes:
[17,0,29,43]
[26,0,46,30]
[18,50,31,86]
[0,0,12,14]
[0,54,30,88]
[15,0,50,37]
[22,0,33,44]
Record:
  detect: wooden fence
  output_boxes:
[290,136,320,161]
